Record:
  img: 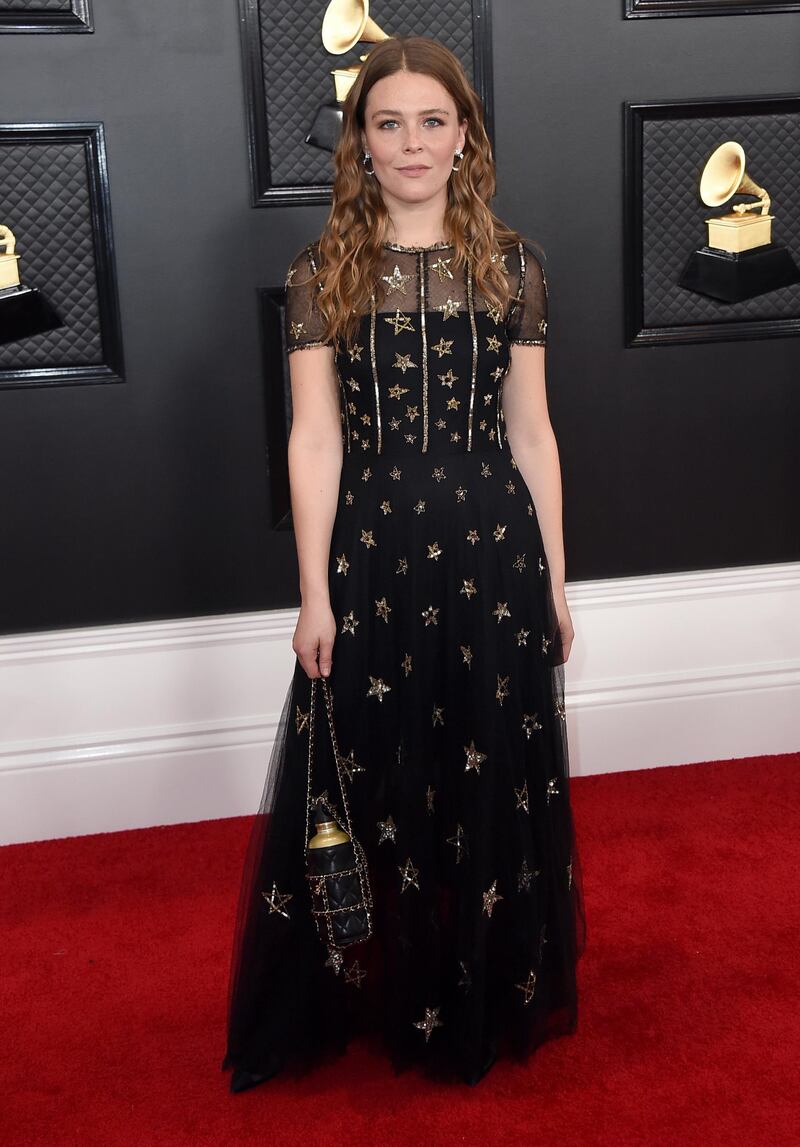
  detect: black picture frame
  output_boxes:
[239,0,495,208]
[0,0,93,33]
[0,123,125,389]
[623,94,800,347]
[625,0,800,16]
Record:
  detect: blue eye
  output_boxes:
[377,118,444,129]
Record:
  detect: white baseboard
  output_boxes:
[1,562,798,845]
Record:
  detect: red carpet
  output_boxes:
[2,752,798,1147]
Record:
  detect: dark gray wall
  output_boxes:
[0,0,797,638]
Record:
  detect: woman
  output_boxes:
[222,34,586,1090]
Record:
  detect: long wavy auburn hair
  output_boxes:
[310,35,541,350]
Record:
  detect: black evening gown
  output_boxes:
[221,236,586,1089]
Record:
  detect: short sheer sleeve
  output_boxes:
[505,241,548,347]
[284,242,333,353]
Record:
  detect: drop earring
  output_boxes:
[452,149,464,172]
[362,150,376,176]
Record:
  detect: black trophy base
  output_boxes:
[0,284,63,346]
[305,101,343,153]
[678,243,800,304]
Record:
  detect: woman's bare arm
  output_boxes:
[501,344,573,661]
[287,344,343,674]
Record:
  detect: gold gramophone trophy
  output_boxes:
[305,0,393,152]
[678,141,800,303]
[0,225,63,347]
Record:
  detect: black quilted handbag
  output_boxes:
[304,676,374,952]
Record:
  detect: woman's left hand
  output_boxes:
[552,589,574,664]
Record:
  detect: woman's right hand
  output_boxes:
[292,598,337,679]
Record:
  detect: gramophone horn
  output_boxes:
[322,0,390,55]
[699,141,770,216]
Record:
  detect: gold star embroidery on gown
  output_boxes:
[447,823,466,863]
[431,256,453,281]
[542,635,551,654]
[466,529,480,545]
[514,969,537,1005]
[460,577,477,599]
[431,337,453,358]
[427,541,443,561]
[438,369,458,387]
[431,704,444,727]
[555,700,566,721]
[375,596,392,622]
[377,814,397,843]
[405,404,420,421]
[324,945,344,974]
[464,739,487,774]
[492,601,511,622]
[344,960,367,987]
[487,303,502,323]
[513,553,526,572]
[367,675,392,702]
[290,320,305,339]
[336,553,350,574]
[496,673,510,704]
[361,467,371,481]
[382,265,411,294]
[399,857,420,892]
[546,777,560,803]
[388,382,411,399]
[414,499,426,514]
[426,784,436,811]
[413,1005,444,1042]
[261,881,293,918]
[482,879,504,917]
[522,712,543,738]
[344,490,354,505]
[460,644,473,668]
[385,310,415,335]
[393,352,417,374]
[397,559,410,576]
[380,500,392,515]
[436,297,462,320]
[389,465,402,480]
[295,706,310,735]
[340,750,365,781]
[347,342,363,361]
[421,605,440,626]
[341,611,359,635]
[401,652,412,674]
[360,529,376,548]
[517,857,538,892]
[514,779,530,812]
[486,334,502,353]
[493,523,507,541]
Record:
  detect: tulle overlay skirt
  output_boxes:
[222,446,586,1087]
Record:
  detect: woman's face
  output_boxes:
[360,70,467,208]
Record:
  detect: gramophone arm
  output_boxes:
[731,179,770,217]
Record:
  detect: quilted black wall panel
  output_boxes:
[0,124,124,386]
